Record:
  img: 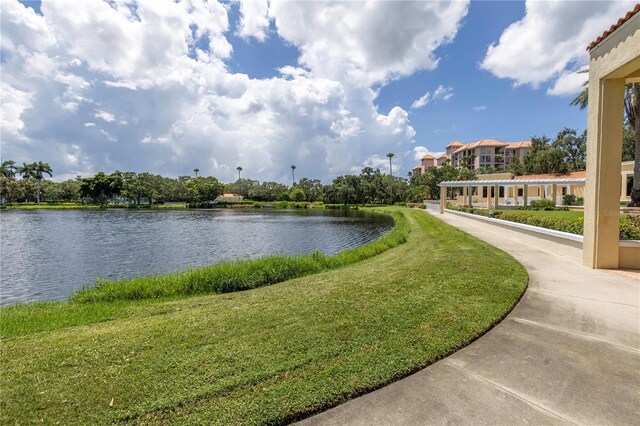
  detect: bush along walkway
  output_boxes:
[0,208,527,425]
[449,205,640,240]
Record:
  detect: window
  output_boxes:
[518,188,523,196]
[480,155,491,163]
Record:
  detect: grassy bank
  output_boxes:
[2,203,101,210]
[0,208,528,424]
[71,210,408,303]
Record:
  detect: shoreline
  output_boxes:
[0,208,528,425]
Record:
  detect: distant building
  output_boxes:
[413,138,532,176]
[215,193,244,202]
[412,152,447,175]
[449,139,531,170]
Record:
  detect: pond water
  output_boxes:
[0,208,393,305]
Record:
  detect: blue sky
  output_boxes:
[2,0,635,182]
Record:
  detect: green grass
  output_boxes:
[0,208,528,425]
[3,203,101,210]
[4,203,189,210]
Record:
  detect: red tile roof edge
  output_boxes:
[514,171,586,180]
[587,3,640,51]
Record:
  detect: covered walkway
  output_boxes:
[438,177,586,211]
[300,210,639,425]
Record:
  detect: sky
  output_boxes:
[1,0,636,183]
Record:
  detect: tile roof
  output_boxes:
[587,3,640,51]
[452,139,532,155]
[412,164,423,170]
[421,154,435,160]
[514,171,586,180]
[445,140,464,148]
[440,177,586,187]
[505,141,532,149]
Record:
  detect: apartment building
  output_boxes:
[413,139,532,176]
[449,139,531,170]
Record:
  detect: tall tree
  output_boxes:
[386,153,394,176]
[193,168,199,178]
[1,160,17,178]
[18,162,52,203]
[79,172,119,206]
[291,164,296,185]
[236,166,242,181]
[552,128,586,171]
[572,81,639,206]
[522,137,568,175]
[185,176,224,204]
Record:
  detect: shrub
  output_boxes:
[620,214,640,240]
[324,204,359,210]
[498,211,584,235]
[563,194,577,206]
[528,199,557,210]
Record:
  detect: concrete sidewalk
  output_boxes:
[300,210,639,425]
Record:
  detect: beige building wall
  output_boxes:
[620,161,634,201]
[583,17,640,269]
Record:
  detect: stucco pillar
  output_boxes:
[439,186,446,214]
[584,78,625,269]
[493,185,499,210]
[523,184,528,207]
[467,185,472,206]
[552,184,557,206]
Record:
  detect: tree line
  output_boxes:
[1,125,635,206]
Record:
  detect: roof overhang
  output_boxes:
[589,6,640,60]
[439,178,586,187]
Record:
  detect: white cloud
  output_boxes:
[270,1,469,86]
[411,85,454,109]
[0,0,462,182]
[473,105,487,111]
[104,81,137,90]
[237,0,270,41]
[413,146,430,161]
[480,0,635,95]
[547,70,588,96]
[94,110,116,122]
[0,82,33,141]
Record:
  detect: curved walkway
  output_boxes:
[300,210,640,425]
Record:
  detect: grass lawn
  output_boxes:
[0,208,528,425]
[3,203,188,210]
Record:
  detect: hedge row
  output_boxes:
[450,206,640,240]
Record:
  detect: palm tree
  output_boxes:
[572,79,640,206]
[386,153,394,176]
[17,163,34,203]
[291,165,296,185]
[17,162,34,179]
[1,160,17,178]
[237,166,242,180]
[31,161,53,204]
[193,168,199,178]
